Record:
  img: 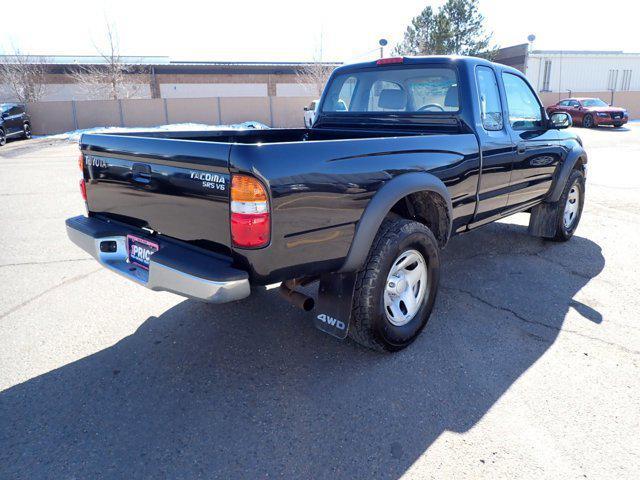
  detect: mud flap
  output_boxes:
[314,272,357,339]
[528,202,558,238]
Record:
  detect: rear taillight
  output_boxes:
[376,57,404,65]
[78,153,87,202]
[230,174,270,248]
[79,179,87,201]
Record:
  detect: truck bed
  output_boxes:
[80,126,478,282]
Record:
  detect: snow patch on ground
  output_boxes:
[44,121,268,142]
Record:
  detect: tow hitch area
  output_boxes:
[313,272,357,339]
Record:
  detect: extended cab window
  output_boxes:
[502,73,543,129]
[476,66,503,131]
[322,66,459,113]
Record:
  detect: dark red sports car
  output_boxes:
[546,97,628,128]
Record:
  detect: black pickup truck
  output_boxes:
[66,56,586,352]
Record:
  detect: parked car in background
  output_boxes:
[0,103,32,146]
[303,99,320,128]
[546,98,628,128]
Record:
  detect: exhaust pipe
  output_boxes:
[279,280,315,311]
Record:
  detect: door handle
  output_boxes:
[516,142,526,154]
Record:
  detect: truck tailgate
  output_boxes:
[80,133,231,248]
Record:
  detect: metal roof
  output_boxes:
[0,55,340,67]
[0,55,171,65]
[530,50,640,56]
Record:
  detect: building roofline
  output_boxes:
[0,55,341,67]
[530,49,640,56]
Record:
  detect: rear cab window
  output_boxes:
[476,66,503,131]
[322,66,459,114]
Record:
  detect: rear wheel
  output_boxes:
[582,114,594,128]
[613,123,623,128]
[350,219,440,352]
[0,128,6,147]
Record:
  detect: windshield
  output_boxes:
[581,98,608,107]
[322,66,459,113]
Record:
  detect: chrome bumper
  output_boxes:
[66,216,250,303]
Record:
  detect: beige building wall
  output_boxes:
[160,83,268,98]
[276,83,318,97]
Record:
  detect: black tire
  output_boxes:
[582,114,594,128]
[613,123,623,128]
[350,218,440,352]
[0,128,6,147]
[549,169,585,242]
[23,123,32,139]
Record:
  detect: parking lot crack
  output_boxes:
[0,258,93,268]
[443,286,640,356]
[0,268,101,320]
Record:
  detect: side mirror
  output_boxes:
[303,107,308,111]
[549,112,572,129]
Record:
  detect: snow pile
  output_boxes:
[46,121,269,142]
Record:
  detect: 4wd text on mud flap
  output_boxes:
[317,313,346,330]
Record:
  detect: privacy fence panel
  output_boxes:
[219,97,271,126]
[272,97,315,128]
[26,95,312,135]
[121,99,166,128]
[26,102,76,135]
[165,98,220,125]
[75,100,121,131]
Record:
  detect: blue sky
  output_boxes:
[3,0,639,62]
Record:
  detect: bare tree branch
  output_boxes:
[69,20,148,100]
[296,61,336,98]
[0,47,48,103]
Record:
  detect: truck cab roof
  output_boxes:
[333,55,521,75]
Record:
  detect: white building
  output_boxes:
[496,44,640,117]
[527,50,639,94]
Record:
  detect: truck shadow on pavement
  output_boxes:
[0,221,605,479]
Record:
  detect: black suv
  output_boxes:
[0,103,32,146]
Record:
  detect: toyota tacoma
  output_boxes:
[66,56,587,352]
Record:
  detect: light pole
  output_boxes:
[379,39,388,58]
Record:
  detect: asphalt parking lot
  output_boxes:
[1,126,639,479]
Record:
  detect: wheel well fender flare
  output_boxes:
[339,172,452,273]
[547,146,587,203]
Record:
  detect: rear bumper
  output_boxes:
[66,215,250,303]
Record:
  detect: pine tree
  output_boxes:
[394,0,496,58]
